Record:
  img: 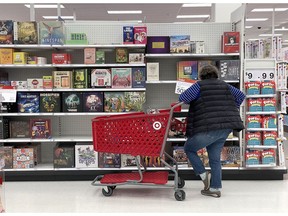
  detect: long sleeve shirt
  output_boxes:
[179,82,246,108]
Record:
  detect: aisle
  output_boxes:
[3,179,288,213]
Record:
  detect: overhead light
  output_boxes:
[283,40,288,42]
[25,4,64,8]
[246,18,268,21]
[182,4,212,7]
[275,27,288,31]
[43,16,74,20]
[252,8,288,12]
[177,15,210,19]
[245,26,253,29]
[107,10,142,14]
[259,34,283,36]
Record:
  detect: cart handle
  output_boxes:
[170,101,184,113]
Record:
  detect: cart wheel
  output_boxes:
[102,187,114,197]
[178,177,185,188]
[110,186,116,190]
[174,190,186,201]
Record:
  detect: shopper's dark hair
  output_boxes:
[199,65,219,80]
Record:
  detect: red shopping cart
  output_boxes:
[91,102,186,201]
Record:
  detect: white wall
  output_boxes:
[211,3,242,22]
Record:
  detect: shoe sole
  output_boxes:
[201,190,221,198]
[203,172,211,191]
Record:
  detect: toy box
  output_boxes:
[52,53,71,64]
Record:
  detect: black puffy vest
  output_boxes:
[186,79,244,136]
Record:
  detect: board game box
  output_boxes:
[72,69,89,89]
[75,143,98,168]
[123,26,134,44]
[17,92,40,113]
[39,92,61,112]
[132,67,146,88]
[91,69,111,88]
[30,118,52,139]
[0,20,13,44]
[54,143,75,168]
[39,21,65,45]
[9,120,30,138]
[98,152,121,168]
[124,91,146,112]
[13,147,34,169]
[146,36,170,53]
[111,68,132,88]
[170,35,190,53]
[13,21,38,44]
[62,92,83,112]
[104,92,126,112]
[82,92,104,112]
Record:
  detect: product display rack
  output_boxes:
[0,21,286,181]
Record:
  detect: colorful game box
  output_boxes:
[111,68,132,88]
[17,92,40,113]
[247,98,263,112]
[52,53,71,64]
[27,78,43,89]
[141,155,165,167]
[96,50,105,64]
[54,143,75,168]
[177,61,198,82]
[133,26,147,44]
[13,147,34,169]
[222,32,240,53]
[3,146,13,169]
[123,26,134,44]
[263,131,277,146]
[43,76,53,89]
[13,21,38,44]
[261,81,275,94]
[121,154,141,167]
[262,98,276,112]
[132,67,146,88]
[62,92,83,112]
[10,81,27,89]
[262,115,277,128]
[72,69,89,89]
[173,146,189,167]
[39,21,65,45]
[170,35,190,53]
[104,92,126,112]
[146,62,159,81]
[98,152,121,168]
[124,91,146,112]
[30,118,52,139]
[82,92,104,112]
[0,48,14,64]
[245,150,260,165]
[91,68,111,88]
[13,52,28,64]
[53,71,72,89]
[246,131,262,146]
[0,20,13,44]
[75,143,98,168]
[246,115,262,128]
[84,48,96,64]
[129,53,145,64]
[39,92,61,112]
[245,81,261,95]
[115,47,128,63]
[261,149,276,165]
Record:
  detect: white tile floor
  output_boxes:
[2,177,288,213]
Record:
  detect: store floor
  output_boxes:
[3,177,288,213]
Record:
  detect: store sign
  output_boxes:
[244,69,275,81]
[175,81,193,95]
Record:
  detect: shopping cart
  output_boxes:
[91,102,186,201]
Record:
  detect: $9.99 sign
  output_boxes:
[245,69,275,82]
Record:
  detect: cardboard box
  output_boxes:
[13,52,28,64]
[146,36,170,53]
[0,48,14,64]
[52,53,71,64]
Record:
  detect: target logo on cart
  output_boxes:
[153,121,162,130]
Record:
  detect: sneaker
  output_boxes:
[202,171,211,191]
[201,189,221,198]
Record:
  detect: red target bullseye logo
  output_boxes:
[153,121,161,130]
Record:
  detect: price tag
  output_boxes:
[0,89,17,102]
[175,81,194,95]
[245,69,275,81]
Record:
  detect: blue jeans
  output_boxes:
[184,129,232,189]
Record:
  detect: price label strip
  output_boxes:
[175,81,194,95]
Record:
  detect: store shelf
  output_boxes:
[246,164,277,168]
[246,128,278,132]
[246,94,276,98]
[0,44,146,49]
[145,53,240,58]
[0,63,146,68]
[146,80,177,84]
[0,136,93,143]
[246,145,277,149]
[15,88,146,92]
[167,136,239,142]
[246,111,277,115]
